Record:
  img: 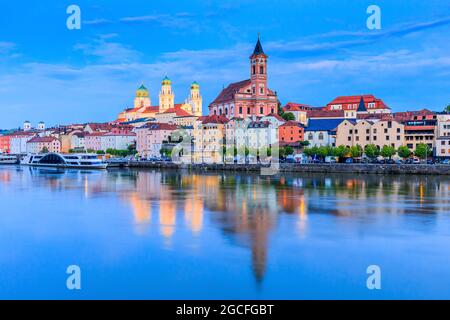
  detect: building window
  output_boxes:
[260,107,263,114]
[252,65,256,75]
[247,107,251,114]
[239,107,242,114]
[260,66,264,74]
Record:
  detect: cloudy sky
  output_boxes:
[0,0,449,128]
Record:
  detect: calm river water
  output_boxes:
[1,165,450,299]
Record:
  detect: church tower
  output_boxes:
[134,84,151,109]
[159,76,175,113]
[189,81,203,117]
[250,35,268,98]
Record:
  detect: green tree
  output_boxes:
[445,104,450,113]
[96,150,105,155]
[300,140,310,148]
[40,146,49,154]
[333,145,350,159]
[397,146,411,159]
[381,145,396,159]
[285,146,294,155]
[364,144,379,159]
[350,145,363,158]
[281,112,295,121]
[414,143,429,159]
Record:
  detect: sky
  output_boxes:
[0,0,449,128]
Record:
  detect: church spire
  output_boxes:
[357,96,367,113]
[252,33,265,56]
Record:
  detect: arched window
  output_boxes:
[252,65,256,75]
[225,108,228,115]
[308,133,313,140]
[260,66,264,74]
[318,133,324,140]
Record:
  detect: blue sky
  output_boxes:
[0,0,450,128]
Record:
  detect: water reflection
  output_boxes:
[2,166,450,285]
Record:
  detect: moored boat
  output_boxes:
[0,154,19,164]
[20,153,108,169]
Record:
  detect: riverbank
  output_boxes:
[128,161,450,175]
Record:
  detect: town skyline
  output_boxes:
[1,0,450,128]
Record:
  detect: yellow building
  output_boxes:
[336,119,405,149]
[193,115,229,163]
[117,78,203,123]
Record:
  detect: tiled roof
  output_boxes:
[307,109,345,118]
[211,79,251,104]
[162,107,192,117]
[305,118,346,132]
[27,136,58,143]
[283,102,314,112]
[327,94,390,110]
[280,121,304,128]
[140,123,178,131]
[201,115,230,125]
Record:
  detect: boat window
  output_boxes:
[39,154,65,164]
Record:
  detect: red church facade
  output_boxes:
[208,37,278,119]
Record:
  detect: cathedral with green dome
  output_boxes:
[117,77,203,123]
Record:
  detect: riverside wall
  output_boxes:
[128,162,450,175]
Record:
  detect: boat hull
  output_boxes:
[21,163,108,169]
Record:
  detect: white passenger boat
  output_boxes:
[0,154,18,164]
[20,153,108,169]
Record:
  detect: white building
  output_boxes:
[247,121,278,150]
[71,132,86,150]
[10,132,35,154]
[304,119,345,147]
[436,113,450,158]
[100,133,136,151]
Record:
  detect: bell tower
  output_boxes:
[189,81,203,117]
[159,76,175,113]
[250,34,268,98]
[134,84,151,109]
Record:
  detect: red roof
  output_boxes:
[283,102,314,112]
[211,79,251,104]
[327,94,389,110]
[27,136,58,143]
[201,115,230,124]
[394,109,436,121]
[162,107,192,117]
[142,106,160,113]
[280,121,303,128]
[307,109,345,118]
[85,132,105,137]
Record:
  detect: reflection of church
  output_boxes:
[116,77,203,123]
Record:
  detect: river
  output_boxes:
[1,166,450,299]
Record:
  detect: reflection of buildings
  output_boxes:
[7,166,450,283]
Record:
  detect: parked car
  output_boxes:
[412,158,421,164]
[325,156,337,164]
[377,159,386,164]
[386,159,395,164]
[442,159,450,165]
[345,158,354,164]
[427,159,435,165]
